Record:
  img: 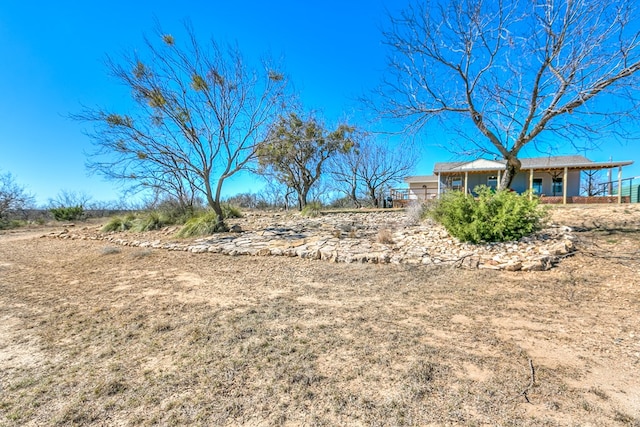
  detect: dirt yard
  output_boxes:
[1,205,639,426]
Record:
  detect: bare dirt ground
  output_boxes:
[1,205,639,426]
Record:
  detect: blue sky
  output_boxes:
[1,1,639,206]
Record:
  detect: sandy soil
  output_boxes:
[0,205,639,426]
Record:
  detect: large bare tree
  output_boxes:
[78,24,289,224]
[377,0,640,188]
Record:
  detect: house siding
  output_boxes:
[443,170,582,196]
[408,182,439,199]
[402,156,634,204]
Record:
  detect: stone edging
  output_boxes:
[43,211,576,271]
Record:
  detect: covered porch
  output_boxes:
[394,156,635,205]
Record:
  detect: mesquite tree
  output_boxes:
[78,24,289,225]
[376,0,640,188]
[257,113,355,210]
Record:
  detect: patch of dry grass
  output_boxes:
[0,215,639,426]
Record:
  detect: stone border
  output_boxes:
[43,211,576,271]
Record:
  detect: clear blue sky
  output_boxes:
[1,1,639,206]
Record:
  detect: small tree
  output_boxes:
[330,136,416,207]
[581,170,606,196]
[257,112,355,210]
[0,172,35,225]
[78,23,289,229]
[48,190,92,210]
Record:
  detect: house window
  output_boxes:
[451,177,463,191]
[487,176,498,189]
[552,177,563,196]
[532,178,543,195]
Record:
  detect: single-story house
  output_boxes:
[393,155,634,204]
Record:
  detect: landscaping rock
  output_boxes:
[48,211,577,270]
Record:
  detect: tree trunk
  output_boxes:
[350,184,360,208]
[498,156,522,190]
[298,189,308,211]
[207,175,227,231]
[349,176,360,208]
[368,186,377,207]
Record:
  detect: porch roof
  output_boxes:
[433,155,633,174]
[404,174,439,184]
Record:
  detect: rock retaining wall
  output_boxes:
[44,211,575,271]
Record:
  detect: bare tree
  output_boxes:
[78,23,289,226]
[48,190,93,209]
[331,136,416,207]
[0,172,35,224]
[329,145,362,207]
[376,0,640,188]
[581,170,606,196]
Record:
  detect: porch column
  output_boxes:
[529,169,534,200]
[497,170,501,187]
[464,171,469,194]
[618,166,623,204]
[437,173,441,199]
[562,166,568,204]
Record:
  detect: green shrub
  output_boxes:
[301,201,322,218]
[176,211,226,237]
[131,212,168,232]
[429,186,546,243]
[156,200,196,224]
[50,205,84,221]
[102,216,133,232]
[221,203,242,219]
[0,219,25,230]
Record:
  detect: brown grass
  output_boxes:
[376,228,395,245]
[0,207,639,426]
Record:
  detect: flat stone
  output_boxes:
[503,262,523,271]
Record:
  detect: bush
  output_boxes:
[429,186,546,243]
[405,201,428,226]
[50,205,84,221]
[155,199,197,224]
[176,211,227,237]
[131,212,168,232]
[0,219,25,230]
[301,201,322,218]
[221,203,242,219]
[102,216,133,232]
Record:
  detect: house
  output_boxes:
[394,155,634,204]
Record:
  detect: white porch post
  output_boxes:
[618,166,623,204]
[497,170,501,187]
[529,169,534,200]
[464,171,469,194]
[562,166,568,204]
[437,172,441,198]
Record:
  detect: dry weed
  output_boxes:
[376,228,394,245]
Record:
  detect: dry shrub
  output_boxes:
[376,228,394,245]
[405,201,427,226]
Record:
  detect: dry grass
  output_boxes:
[0,207,639,426]
[376,228,395,245]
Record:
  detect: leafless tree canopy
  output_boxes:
[78,24,289,221]
[0,172,35,222]
[330,136,417,207]
[378,0,640,187]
